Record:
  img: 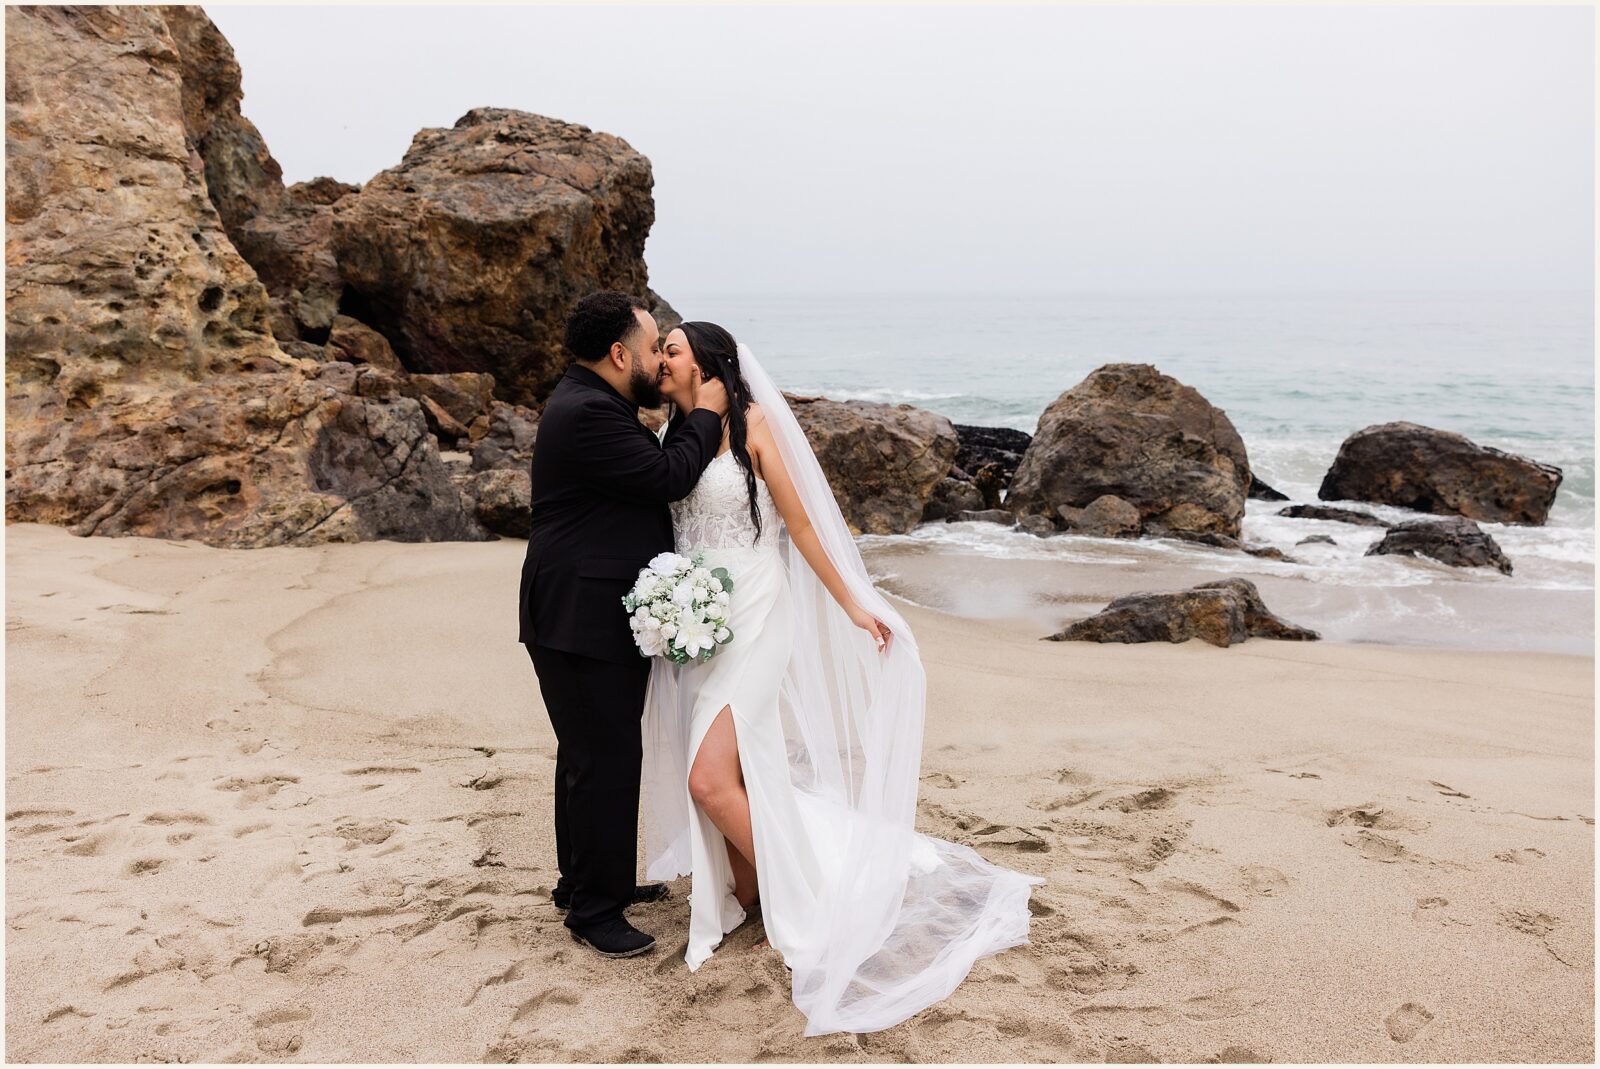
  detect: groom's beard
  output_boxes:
[629,356,663,409]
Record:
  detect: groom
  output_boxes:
[518,290,728,958]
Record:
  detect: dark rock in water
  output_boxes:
[1046,578,1319,648]
[1142,525,1298,563]
[1365,516,1513,575]
[953,424,1032,487]
[971,461,1011,510]
[953,509,1015,525]
[786,394,958,535]
[1278,504,1390,528]
[1059,494,1142,538]
[1016,515,1057,538]
[1319,421,1561,526]
[1007,364,1251,538]
[471,469,531,539]
[922,476,985,523]
[1249,474,1289,501]
[1297,534,1337,546]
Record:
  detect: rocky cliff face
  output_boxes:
[3,6,670,546]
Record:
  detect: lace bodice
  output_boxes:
[672,450,781,555]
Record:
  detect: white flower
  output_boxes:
[714,626,730,642]
[636,629,665,656]
[715,590,729,605]
[677,617,717,658]
[670,581,696,607]
[661,622,677,640]
[633,605,650,621]
[649,552,687,577]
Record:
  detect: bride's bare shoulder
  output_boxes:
[745,402,768,429]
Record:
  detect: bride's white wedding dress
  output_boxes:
[641,345,1043,1037]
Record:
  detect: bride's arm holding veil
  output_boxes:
[748,407,893,653]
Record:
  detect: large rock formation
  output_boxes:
[785,394,958,535]
[1046,578,1319,648]
[1319,422,1562,526]
[329,107,670,405]
[1006,364,1251,538]
[3,6,501,545]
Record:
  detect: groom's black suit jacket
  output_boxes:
[518,363,724,665]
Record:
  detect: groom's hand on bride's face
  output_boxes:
[694,374,730,417]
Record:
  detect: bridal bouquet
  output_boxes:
[623,551,735,664]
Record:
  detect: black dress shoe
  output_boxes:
[552,882,669,913]
[568,918,657,958]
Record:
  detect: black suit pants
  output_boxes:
[525,643,651,931]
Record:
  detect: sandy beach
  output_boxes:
[4,521,1593,1063]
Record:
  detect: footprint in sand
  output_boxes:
[213,773,301,807]
[1239,864,1290,897]
[972,825,1052,853]
[1500,907,1574,966]
[1411,895,1472,927]
[141,812,212,827]
[1492,847,1546,864]
[1180,984,1266,1022]
[1326,800,1431,833]
[920,772,963,790]
[1343,829,1411,864]
[1208,1045,1270,1063]
[252,1004,312,1055]
[1384,1001,1434,1042]
[458,769,504,791]
[1098,787,1178,813]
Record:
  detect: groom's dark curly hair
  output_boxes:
[564,290,649,363]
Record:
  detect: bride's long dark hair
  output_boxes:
[668,321,762,544]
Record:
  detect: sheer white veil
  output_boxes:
[641,343,1041,1036]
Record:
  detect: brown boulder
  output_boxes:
[331,107,665,404]
[1060,494,1142,538]
[470,401,540,473]
[922,476,985,522]
[1007,364,1251,538]
[1319,422,1561,526]
[326,314,403,370]
[410,372,497,429]
[232,179,355,342]
[471,468,532,539]
[785,394,959,535]
[1046,578,1319,648]
[4,6,486,547]
[1364,516,1513,575]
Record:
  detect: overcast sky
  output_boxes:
[206,3,1593,295]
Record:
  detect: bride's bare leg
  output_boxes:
[689,705,759,909]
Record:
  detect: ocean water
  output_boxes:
[672,290,1594,652]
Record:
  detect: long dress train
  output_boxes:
[641,348,1044,1037]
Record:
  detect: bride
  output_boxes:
[641,321,1043,1037]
